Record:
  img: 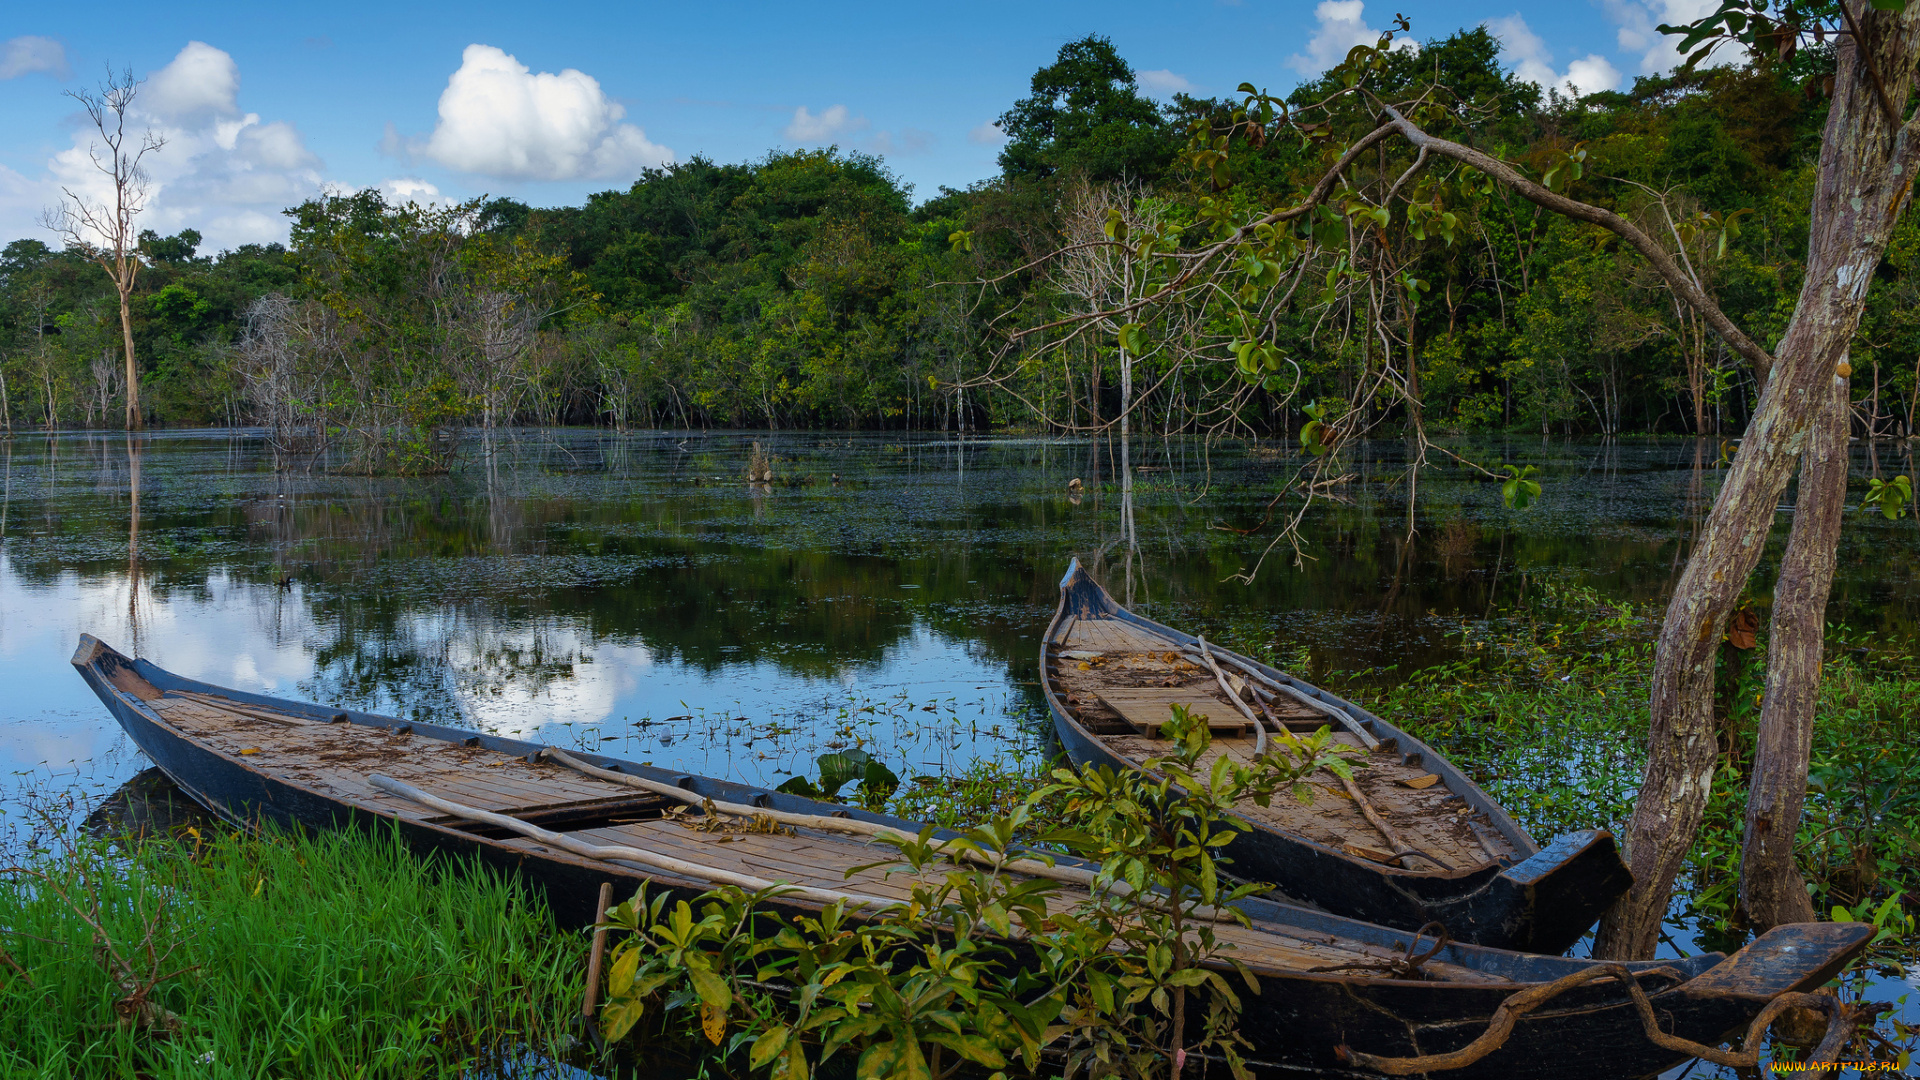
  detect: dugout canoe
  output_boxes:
[1042,559,1634,955]
[73,634,1866,1079]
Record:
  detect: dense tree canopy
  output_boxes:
[0,23,1901,448]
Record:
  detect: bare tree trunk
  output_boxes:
[1740,370,1850,931]
[1595,11,1920,959]
[119,287,140,430]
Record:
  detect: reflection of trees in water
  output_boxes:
[8,431,1920,707]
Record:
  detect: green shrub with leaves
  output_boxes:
[595,704,1358,1080]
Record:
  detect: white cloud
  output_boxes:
[1601,0,1723,75]
[1137,69,1194,96]
[421,44,672,181]
[1288,1,1416,78]
[967,122,1006,146]
[1487,14,1621,97]
[144,41,239,120]
[27,42,326,251]
[0,36,68,80]
[379,177,445,205]
[785,104,865,142]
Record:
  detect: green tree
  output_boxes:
[998,36,1175,183]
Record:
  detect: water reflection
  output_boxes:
[5,429,1919,834]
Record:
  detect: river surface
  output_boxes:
[2,428,1915,1076]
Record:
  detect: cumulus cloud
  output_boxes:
[27,42,325,250]
[0,35,68,80]
[1602,0,1722,75]
[379,177,446,205]
[1486,14,1621,97]
[1288,1,1416,78]
[1137,69,1194,96]
[785,104,864,142]
[968,122,1006,146]
[144,40,240,120]
[420,44,672,181]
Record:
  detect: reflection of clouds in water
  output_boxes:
[442,620,632,736]
[0,557,317,793]
[0,718,122,771]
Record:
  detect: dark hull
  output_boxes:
[74,635,1865,1080]
[1043,559,1634,954]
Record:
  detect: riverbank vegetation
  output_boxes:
[0,821,581,1078]
[2,24,1909,446]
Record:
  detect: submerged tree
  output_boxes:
[43,68,163,431]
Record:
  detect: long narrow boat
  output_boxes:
[1042,559,1634,955]
[73,635,1865,1079]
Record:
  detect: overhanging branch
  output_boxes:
[1378,104,1777,380]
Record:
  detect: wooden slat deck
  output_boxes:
[1055,620,1520,870]
[142,688,1509,983]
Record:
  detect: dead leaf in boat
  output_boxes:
[1400,774,1441,790]
[239,747,260,755]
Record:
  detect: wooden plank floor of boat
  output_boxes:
[1055,615,1522,871]
[141,689,1511,983]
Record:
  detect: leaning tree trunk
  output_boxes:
[1740,369,1850,931]
[1594,9,1920,960]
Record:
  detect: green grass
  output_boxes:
[0,823,585,1080]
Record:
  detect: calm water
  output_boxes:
[2,428,1914,1075]
[6,427,1920,815]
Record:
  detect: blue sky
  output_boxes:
[0,1,1713,251]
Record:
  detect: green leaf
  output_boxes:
[752,1025,792,1070]
[685,956,733,1015]
[606,945,640,995]
[928,1033,1009,1068]
[601,994,648,1042]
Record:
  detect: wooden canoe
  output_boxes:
[1042,559,1634,954]
[72,634,1867,1079]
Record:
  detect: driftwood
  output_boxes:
[1338,962,1858,1074]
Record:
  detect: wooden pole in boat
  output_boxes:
[580,881,615,1038]
[1187,643,1446,870]
[534,749,1246,923]
[1337,774,1450,870]
[1196,635,1265,757]
[368,774,909,912]
[1183,644,1379,750]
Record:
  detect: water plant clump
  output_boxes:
[1327,581,1920,996]
[0,819,584,1079]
